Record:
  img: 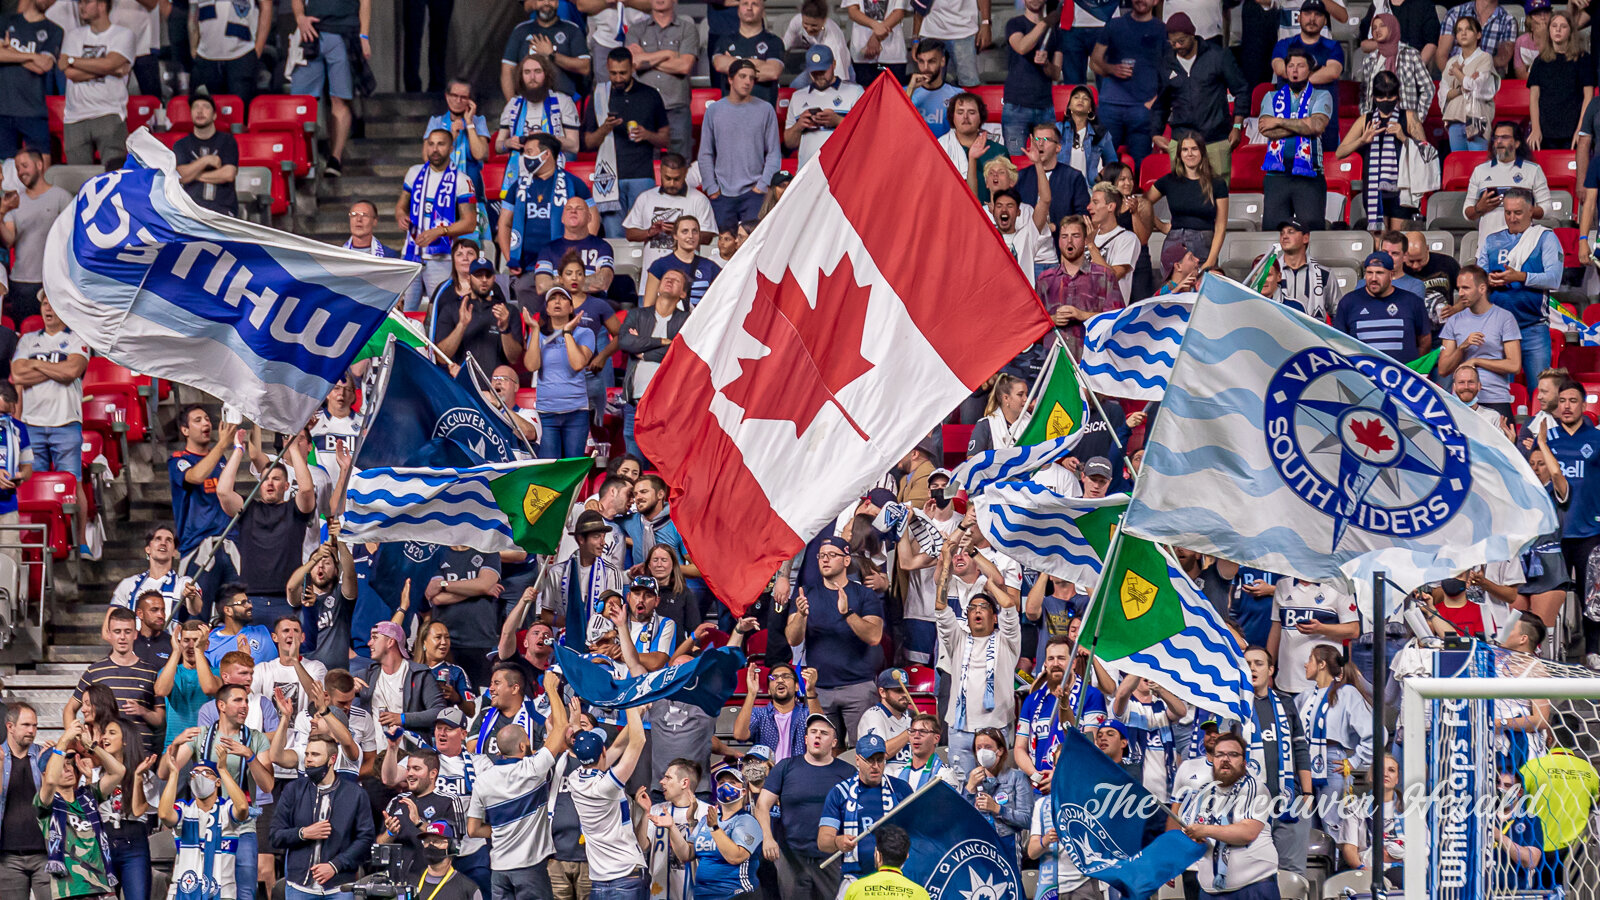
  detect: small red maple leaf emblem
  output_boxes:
[720,254,875,440]
[1348,417,1395,456]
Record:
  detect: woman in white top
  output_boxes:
[966,374,1027,457]
[1439,16,1499,152]
[1297,645,1375,831]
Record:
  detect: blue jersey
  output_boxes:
[169,450,231,554]
[1547,421,1600,538]
[535,235,616,277]
[911,83,963,136]
[1229,568,1280,648]
[205,625,278,668]
[691,810,762,900]
[818,776,914,876]
[0,415,31,516]
[647,254,721,308]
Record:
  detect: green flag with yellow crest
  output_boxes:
[1018,346,1087,446]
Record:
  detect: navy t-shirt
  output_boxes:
[1561,427,1600,540]
[1095,16,1167,106]
[804,581,885,688]
[647,254,722,307]
[763,755,855,857]
[1004,17,1062,110]
[1331,288,1429,363]
[818,776,915,875]
[169,450,230,554]
[722,29,785,105]
[429,547,502,648]
[1229,567,1279,648]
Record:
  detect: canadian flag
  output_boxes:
[636,75,1052,612]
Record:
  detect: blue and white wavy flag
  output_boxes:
[344,458,589,554]
[554,644,745,716]
[973,484,1127,589]
[1124,274,1556,618]
[43,129,419,433]
[1078,295,1193,401]
[948,432,1083,497]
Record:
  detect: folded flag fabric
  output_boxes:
[1078,296,1194,401]
[42,129,418,434]
[345,458,590,554]
[1088,532,1253,725]
[1017,345,1088,446]
[1049,728,1205,899]
[949,431,1083,497]
[893,782,1027,900]
[1124,274,1556,619]
[974,485,1128,589]
[356,341,522,470]
[355,309,431,363]
[554,644,745,716]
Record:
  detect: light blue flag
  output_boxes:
[1049,728,1205,899]
[42,129,420,434]
[973,484,1128,589]
[555,644,745,716]
[1079,295,1193,401]
[1124,274,1557,618]
[948,431,1083,497]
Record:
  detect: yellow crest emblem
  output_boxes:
[1120,569,1158,620]
[1044,402,1076,440]
[523,484,560,523]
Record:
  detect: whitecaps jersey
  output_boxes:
[466,749,558,869]
[568,765,646,881]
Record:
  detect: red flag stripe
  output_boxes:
[818,74,1053,386]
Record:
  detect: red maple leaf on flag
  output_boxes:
[1349,417,1396,456]
[721,254,874,440]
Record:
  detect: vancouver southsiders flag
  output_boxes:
[636,74,1053,611]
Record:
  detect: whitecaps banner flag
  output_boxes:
[1123,274,1556,619]
[43,128,419,433]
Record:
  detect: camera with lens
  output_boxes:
[351,843,408,900]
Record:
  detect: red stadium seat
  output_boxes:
[941,423,973,469]
[1139,151,1172,192]
[45,95,63,142]
[1557,227,1581,269]
[515,388,538,410]
[150,130,185,149]
[247,95,317,175]
[18,315,42,335]
[167,94,246,133]
[566,159,596,187]
[1584,305,1600,327]
[1442,151,1488,191]
[690,88,721,133]
[1250,83,1271,116]
[780,157,798,174]
[83,358,149,442]
[970,85,1005,122]
[235,132,298,212]
[1496,80,1531,120]
[743,628,768,657]
[483,160,508,200]
[1324,152,1362,183]
[80,429,118,478]
[1230,144,1269,192]
[126,95,161,132]
[695,628,730,650]
[777,87,795,122]
[1534,150,1578,194]
[18,473,76,560]
[1337,81,1361,118]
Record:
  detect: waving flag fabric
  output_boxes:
[345,458,590,554]
[43,129,419,434]
[634,74,1052,612]
[1078,296,1193,401]
[355,342,522,470]
[1124,275,1556,618]
[949,432,1083,496]
[895,783,1027,900]
[554,645,745,716]
[1017,346,1087,445]
[974,485,1127,588]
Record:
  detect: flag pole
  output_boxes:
[189,436,296,594]
[1371,570,1388,900]
[466,352,537,458]
[1015,342,1061,437]
[1070,527,1125,723]
[819,775,950,870]
[1051,327,1125,451]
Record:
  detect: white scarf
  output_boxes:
[590,82,622,212]
[646,800,700,900]
[983,408,1021,450]
[1300,685,1334,788]
[1506,224,1551,271]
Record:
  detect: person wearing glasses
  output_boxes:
[342,200,400,258]
[1015,124,1090,230]
[1177,732,1281,899]
[885,713,957,790]
[785,536,885,745]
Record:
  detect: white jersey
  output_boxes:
[857,703,912,766]
[436,751,491,856]
[1272,580,1359,695]
[467,749,558,869]
[251,657,327,779]
[568,765,647,881]
[110,568,192,620]
[168,797,240,900]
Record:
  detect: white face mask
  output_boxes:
[528,150,549,171]
[975,748,998,770]
[190,773,218,799]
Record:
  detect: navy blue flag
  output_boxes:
[355,343,520,470]
[1049,729,1204,899]
[554,645,744,716]
[894,782,1026,900]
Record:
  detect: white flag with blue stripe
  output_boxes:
[344,458,587,553]
[43,129,420,434]
[948,431,1083,496]
[1079,296,1193,400]
[974,484,1127,589]
[1123,274,1557,618]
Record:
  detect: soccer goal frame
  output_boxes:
[1401,675,1600,900]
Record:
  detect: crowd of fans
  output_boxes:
[2,0,1600,899]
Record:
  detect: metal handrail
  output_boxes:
[0,522,55,631]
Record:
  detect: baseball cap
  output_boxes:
[1527,0,1552,12]
[1166,12,1196,34]
[1279,218,1311,235]
[1441,577,1467,596]
[436,707,469,730]
[571,509,609,536]
[770,171,793,189]
[930,467,953,483]
[713,762,746,782]
[629,575,660,594]
[818,535,849,555]
[805,712,838,736]
[372,621,410,659]
[876,668,908,690]
[1097,720,1130,741]
[1362,252,1395,271]
[742,744,773,762]
[1160,239,1193,280]
[805,45,834,71]
[855,733,887,759]
[422,820,457,839]
[1300,0,1327,13]
[571,729,607,764]
[1084,457,1114,479]
[469,258,495,276]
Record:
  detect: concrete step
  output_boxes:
[5,670,87,689]
[46,645,105,663]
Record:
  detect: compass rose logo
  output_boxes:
[1263,348,1472,551]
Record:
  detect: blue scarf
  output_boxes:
[46,785,117,887]
[1264,84,1317,178]
[477,700,542,754]
[840,775,897,867]
[343,237,393,257]
[1301,685,1334,789]
[443,116,492,246]
[954,628,998,732]
[173,797,235,900]
[403,164,461,261]
[499,94,567,199]
[1249,690,1298,818]
[507,160,572,270]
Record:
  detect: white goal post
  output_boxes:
[1402,674,1600,900]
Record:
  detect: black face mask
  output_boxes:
[423,845,451,865]
[303,764,330,784]
[1374,98,1398,114]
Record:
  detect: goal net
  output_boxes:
[1400,644,1600,900]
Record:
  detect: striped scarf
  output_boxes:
[498,94,567,200]
[839,776,897,866]
[1264,84,1317,178]
[1249,690,1298,812]
[894,754,949,790]
[46,786,117,887]
[954,628,998,731]
[1301,685,1334,789]
[403,164,461,261]
[646,801,700,900]
[1363,109,1401,226]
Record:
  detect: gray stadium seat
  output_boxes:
[1325,193,1348,229]
[1424,189,1473,231]
[607,238,644,279]
[235,167,273,224]
[1147,231,1165,271]
[1219,233,1281,280]
[1279,871,1312,900]
[1420,230,1455,260]
[1328,266,1359,299]
[43,165,101,195]
[1458,230,1480,266]
[1308,231,1373,271]
[1228,192,1264,231]
[1544,189,1576,228]
[1321,870,1370,898]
